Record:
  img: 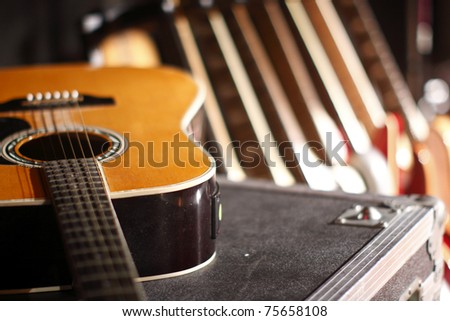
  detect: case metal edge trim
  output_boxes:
[307,204,435,300]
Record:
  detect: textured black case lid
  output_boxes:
[144,178,384,300]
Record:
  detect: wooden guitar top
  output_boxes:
[0,65,214,203]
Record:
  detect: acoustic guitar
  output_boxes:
[0,65,220,299]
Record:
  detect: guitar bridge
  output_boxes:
[0,90,115,111]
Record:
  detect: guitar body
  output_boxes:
[0,180,217,294]
[0,65,219,295]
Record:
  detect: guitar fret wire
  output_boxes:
[62,229,118,239]
[61,227,110,237]
[52,191,108,198]
[47,173,103,178]
[47,168,103,175]
[72,252,129,264]
[56,203,111,210]
[52,179,105,185]
[61,220,118,233]
[63,232,120,248]
[51,184,105,191]
[53,197,110,205]
[49,181,104,187]
[62,227,119,237]
[49,180,104,186]
[59,215,117,227]
[69,244,127,257]
[53,194,108,200]
[61,230,115,242]
[69,248,123,259]
[57,207,117,231]
[71,254,130,266]
[59,225,131,272]
[66,237,122,250]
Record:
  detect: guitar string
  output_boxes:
[39,104,58,160]
[49,92,116,297]
[28,89,125,297]
[55,97,111,296]
[51,102,70,160]
[37,93,100,293]
[48,93,111,296]
[69,90,138,297]
[2,94,58,218]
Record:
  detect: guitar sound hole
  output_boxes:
[18,132,111,162]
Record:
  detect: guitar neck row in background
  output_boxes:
[83,0,450,263]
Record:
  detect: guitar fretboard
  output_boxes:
[43,158,143,300]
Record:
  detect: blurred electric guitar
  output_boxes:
[84,0,449,268]
[0,65,219,299]
[333,0,450,231]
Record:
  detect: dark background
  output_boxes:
[0,0,448,94]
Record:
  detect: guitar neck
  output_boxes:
[302,0,387,138]
[285,0,372,155]
[334,0,430,142]
[43,158,143,300]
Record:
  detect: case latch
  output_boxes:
[334,204,399,228]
